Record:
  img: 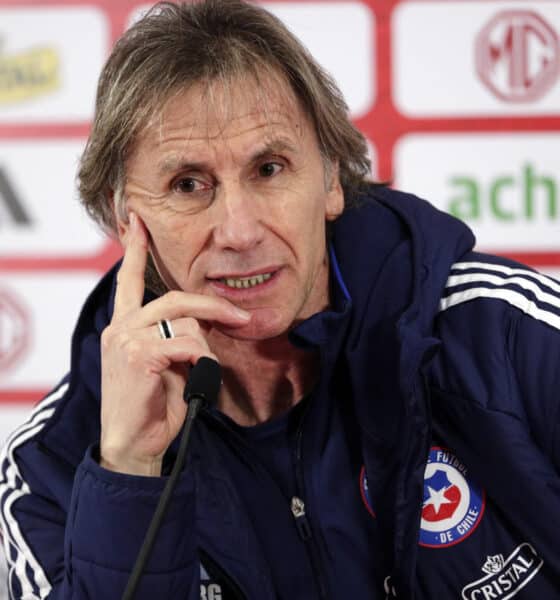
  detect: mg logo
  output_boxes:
[0,288,30,373]
[476,11,560,102]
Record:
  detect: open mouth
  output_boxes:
[218,273,273,289]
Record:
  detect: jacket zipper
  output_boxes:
[291,408,330,599]
[290,496,312,540]
[202,405,330,597]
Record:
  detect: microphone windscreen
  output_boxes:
[183,356,221,405]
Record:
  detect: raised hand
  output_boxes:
[99,212,250,476]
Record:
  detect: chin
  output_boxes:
[220,308,294,342]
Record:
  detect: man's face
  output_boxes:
[117,74,344,340]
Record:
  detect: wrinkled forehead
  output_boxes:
[134,71,311,152]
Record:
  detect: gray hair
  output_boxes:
[77,0,371,235]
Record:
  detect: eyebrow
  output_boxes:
[250,138,298,164]
[157,137,299,176]
[158,157,208,176]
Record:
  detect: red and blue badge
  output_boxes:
[420,447,486,548]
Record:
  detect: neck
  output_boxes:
[210,332,318,426]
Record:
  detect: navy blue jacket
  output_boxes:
[1,186,559,599]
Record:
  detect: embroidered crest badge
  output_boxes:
[419,447,486,548]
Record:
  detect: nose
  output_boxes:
[212,182,265,251]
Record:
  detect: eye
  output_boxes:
[171,176,211,194]
[258,162,283,178]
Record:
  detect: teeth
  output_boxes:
[222,273,272,289]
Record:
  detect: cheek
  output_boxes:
[273,198,328,261]
[148,212,217,285]
[295,195,330,244]
[143,217,192,269]
[142,207,196,248]
[271,185,328,232]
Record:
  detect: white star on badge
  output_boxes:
[424,486,453,515]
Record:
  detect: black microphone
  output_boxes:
[122,357,221,600]
[183,356,222,407]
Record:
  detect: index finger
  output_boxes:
[113,212,148,319]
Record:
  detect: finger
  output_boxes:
[113,317,205,343]
[113,212,148,319]
[151,317,201,341]
[147,337,219,371]
[130,291,251,329]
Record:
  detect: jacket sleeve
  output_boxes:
[508,302,560,471]
[1,415,200,599]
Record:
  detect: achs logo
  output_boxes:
[0,43,60,104]
[462,543,543,600]
[475,11,560,103]
[419,447,485,548]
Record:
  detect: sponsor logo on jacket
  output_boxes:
[0,45,59,104]
[462,543,543,599]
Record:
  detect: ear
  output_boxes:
[325,162,344,222]
[116,216,130,243]
[110,187,130,243]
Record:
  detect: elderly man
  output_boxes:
[1,1,559,599]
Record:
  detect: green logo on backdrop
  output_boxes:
[447,164,557,222]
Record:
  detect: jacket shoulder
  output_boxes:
[439,251,560,333]
[431,251,560,461]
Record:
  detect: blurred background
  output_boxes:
[0,0,559,596]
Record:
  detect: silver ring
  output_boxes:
[157,319,175,340]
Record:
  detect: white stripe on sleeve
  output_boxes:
[450,261,560,294]
[446,272,560,311]
[0,384,68,599]
[440,286,560,332]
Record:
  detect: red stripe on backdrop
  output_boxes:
[0,124,90,138]
[0,390,45,404]
[0,240,122,271]
[498,252,560,268]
